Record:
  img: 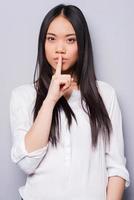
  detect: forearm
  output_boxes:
[25,97,55,153]
[106,176,125,200]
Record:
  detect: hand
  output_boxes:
[46,54,73,104]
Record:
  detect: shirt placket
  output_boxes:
[64,124,72,181]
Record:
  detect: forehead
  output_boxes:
[47,15,76,35]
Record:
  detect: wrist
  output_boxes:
[43,96,56,107]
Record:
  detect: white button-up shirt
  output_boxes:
[9,80,130,200]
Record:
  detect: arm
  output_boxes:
[10,88,55,175]
[105,89,130,198]
[25,96,55,153]
[106,176,125,200]
[10,56,72,175]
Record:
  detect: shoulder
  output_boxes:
[96,80,115,95]
[10,83,36,108]
[96,80,116,113]
[12,83,35,95]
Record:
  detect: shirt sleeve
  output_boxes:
[9,88,49,175]
[105,89,130,188]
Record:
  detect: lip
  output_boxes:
[54,58,68,61]
[55,60,67,64]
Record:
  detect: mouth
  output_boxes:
[55,60,67,64]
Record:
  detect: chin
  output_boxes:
[62,67,73,74]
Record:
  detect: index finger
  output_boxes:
[55,54,62,75]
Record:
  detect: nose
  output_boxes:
[56,49,66,54]
[55,44,66,54]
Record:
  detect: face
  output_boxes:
[44,15,78,74]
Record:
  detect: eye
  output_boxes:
[67,38,76,44]
[46,37,55,41]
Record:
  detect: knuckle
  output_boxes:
[68,78,70,82]
[52,74,55,79]
[55,77,60,82]
[52,76,54,81]
[52,74,58,80]
[67,74,71,79]
[67,80,70,85]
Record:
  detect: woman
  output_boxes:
[10,4,130,200]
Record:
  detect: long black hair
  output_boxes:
[33,4,112,149]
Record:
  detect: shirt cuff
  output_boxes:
[107,167,130,188]
[11,133,49,163]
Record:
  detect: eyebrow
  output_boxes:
[46,33,76,37]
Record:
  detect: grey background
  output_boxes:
[0,0,133,199]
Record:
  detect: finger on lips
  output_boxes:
[55,54,62,75]
[55,54,74,85]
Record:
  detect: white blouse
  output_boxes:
[9,80,130,200]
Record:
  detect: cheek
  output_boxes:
[69,46,78,60]
[45,43,53,60]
